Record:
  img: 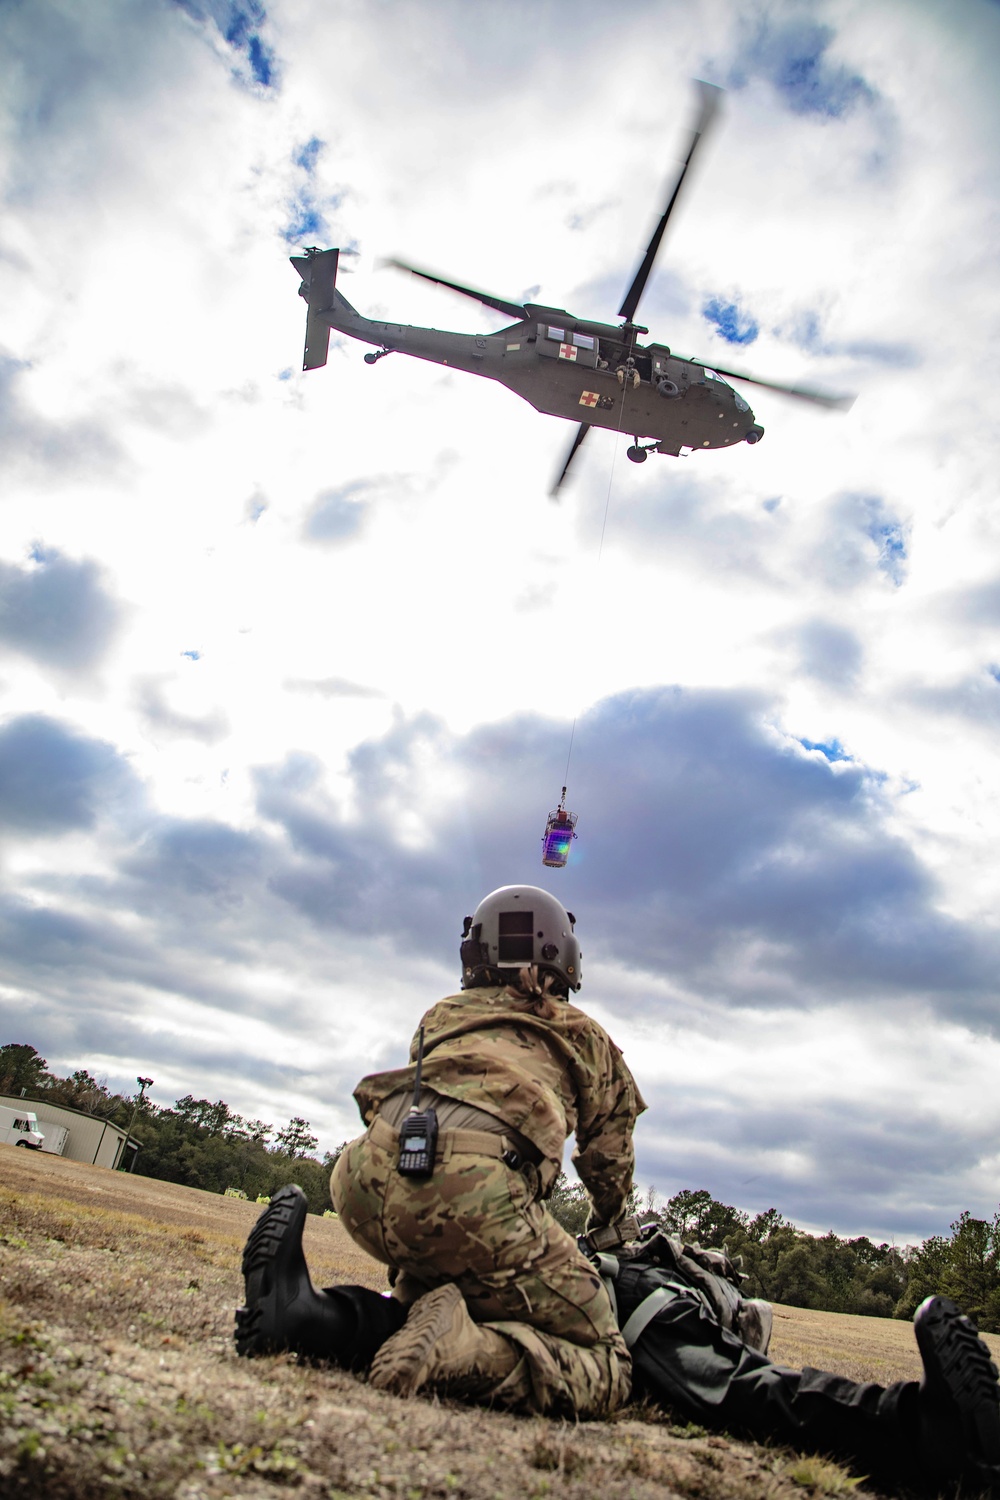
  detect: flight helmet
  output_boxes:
[460,884,582,993]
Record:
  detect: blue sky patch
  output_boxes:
[703,297,759,345]
[283,201,325,242]
[798,736,852,763]
[294,137,324,174]
[171,0,277,91]
[868,519,907,586]
[282,140,341,246]
[731,19,875,118]
[181,649,202,662]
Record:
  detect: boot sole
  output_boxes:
[914,1295,1000,1474]
[369,1283,465,1397]
[235,1185,309,1358]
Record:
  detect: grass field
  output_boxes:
[1,1145,995,1499]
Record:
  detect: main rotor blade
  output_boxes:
[618,81,723,325]
[706,362,856,411]
[386,258,527,321]
[550,423,591,497]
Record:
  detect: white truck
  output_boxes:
[0,1105,45,1150]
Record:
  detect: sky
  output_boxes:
[1,0,998,1246]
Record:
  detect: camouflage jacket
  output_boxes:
[353,986,647,1228]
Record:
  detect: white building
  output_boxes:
[0,1093,134,1170]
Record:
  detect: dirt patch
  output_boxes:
[1,1145,991,1499]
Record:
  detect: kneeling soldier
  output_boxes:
[237,885,645,1420]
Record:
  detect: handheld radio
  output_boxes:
[397,1025,439,1177]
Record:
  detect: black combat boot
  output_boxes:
[234,1184,405,1367]
[913,1295,1000,1489]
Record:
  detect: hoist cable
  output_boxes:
[562,381,630,790]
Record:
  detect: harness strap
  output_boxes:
[601,1273,618,1323]
[620,1282,691,1349]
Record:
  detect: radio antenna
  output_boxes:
[409,1026,426,1113]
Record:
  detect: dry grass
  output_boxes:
[1,1144,994,1500]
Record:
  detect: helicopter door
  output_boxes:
[536,325,599,369]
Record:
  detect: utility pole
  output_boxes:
[124,1075,154,1171]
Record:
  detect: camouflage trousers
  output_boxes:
[329,1116,631,1419]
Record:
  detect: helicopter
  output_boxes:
[290,83,853,494]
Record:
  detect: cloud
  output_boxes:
[0,356,121,479]
[639,1079,994,1241]
[285,676,385,699]
[302,480,374,544]
[789,618,863,688]
[808,493,908,590]
[778,311,920,368]
[0,715,138,835]
[135,677,230,743]
[246,688,998,1028]
[902,669,1000,730]
[576,469,778,580]
[730,18,876,118]
[951,578,1000,625]
[121,817,266,905]
[0,547,122,671]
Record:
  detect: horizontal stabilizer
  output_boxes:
[289,248,339,371]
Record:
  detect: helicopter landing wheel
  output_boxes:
[626,444,648,464]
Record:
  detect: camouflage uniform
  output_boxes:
[330,984,646,1418]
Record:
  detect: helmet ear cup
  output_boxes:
[460,923,488,978]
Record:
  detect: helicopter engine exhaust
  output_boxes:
[290,246,340,371]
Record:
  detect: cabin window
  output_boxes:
[545,326,565,342]
[572,332,595,350]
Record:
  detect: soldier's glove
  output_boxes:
[577,1215,641,1257]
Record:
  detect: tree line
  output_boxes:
[4,1043,997,1330]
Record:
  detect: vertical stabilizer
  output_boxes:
[289,248,339,370]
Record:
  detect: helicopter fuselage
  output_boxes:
[308,281,762,457]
